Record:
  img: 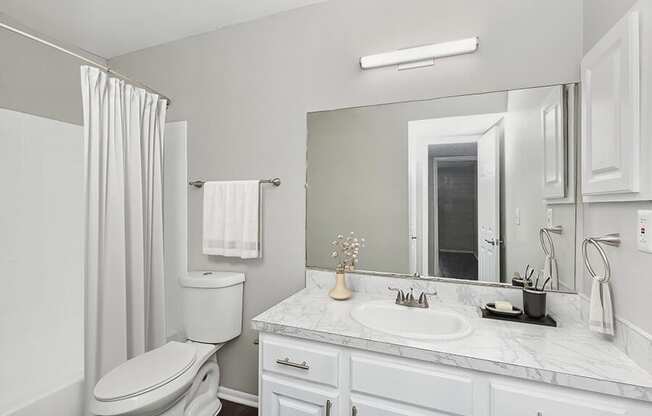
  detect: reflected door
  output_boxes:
[477,123,501,282]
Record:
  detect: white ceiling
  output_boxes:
[0,0,326,58]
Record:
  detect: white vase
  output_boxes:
[329,272,352,300]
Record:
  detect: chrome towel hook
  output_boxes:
[582,233,621,283]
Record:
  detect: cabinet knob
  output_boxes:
[352,405,358,416]
[325,400,332,416]
[537,412,542,416]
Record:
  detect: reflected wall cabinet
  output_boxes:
[581,8,644,202]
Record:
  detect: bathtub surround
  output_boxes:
[0,108,84,415]
[109,0,582,394]
[81,66,168,411]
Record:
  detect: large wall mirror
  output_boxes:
[307,84,578,292]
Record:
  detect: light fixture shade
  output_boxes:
[359,37,479,70]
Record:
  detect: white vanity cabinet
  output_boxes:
[257,333,652,416]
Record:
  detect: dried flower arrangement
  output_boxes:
[331,232,365,273]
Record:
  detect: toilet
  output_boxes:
[90,271,245,416]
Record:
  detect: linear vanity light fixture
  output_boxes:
[359,37,479,70]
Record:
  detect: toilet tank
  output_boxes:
[179,271,245,343]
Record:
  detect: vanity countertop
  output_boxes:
[252,287,652,402]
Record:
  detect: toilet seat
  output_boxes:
[91,341,218,416]
[95,342,197,402]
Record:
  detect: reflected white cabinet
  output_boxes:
[581,10,641,201]
[541,85,567,200]
[257,333,652,416]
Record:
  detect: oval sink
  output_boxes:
[351,301,472,341]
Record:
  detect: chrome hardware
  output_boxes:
[326,400,332,416]
[388,287,437,308]
[418,291,437,308]
[352,405,358,416]
[388,286,405,303]
[582,233,621,284]
[189,177,281,188]
[276,358,310,370]
[483,238,503,246]
[537,412,542,416]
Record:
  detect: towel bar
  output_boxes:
[189,177,281,188]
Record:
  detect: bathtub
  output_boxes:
[2,376,84,416]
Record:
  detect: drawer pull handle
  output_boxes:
[326,400,332,416]
[276,357,310,370]
[352,405,358,416]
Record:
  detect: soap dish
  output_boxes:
[484,303,522,317]
[481,307,557,327]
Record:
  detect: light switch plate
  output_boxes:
[638,210,652,253]
[546,208,553,228]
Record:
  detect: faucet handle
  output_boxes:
[388,286,405,303]
[417,290,437,308]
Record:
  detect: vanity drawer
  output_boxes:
[490,382,627,416]
[350,352,474,416]
[262,335,341,387]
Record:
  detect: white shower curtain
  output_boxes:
[81,65,167,409]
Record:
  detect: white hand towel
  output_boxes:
[543,255,559,290]
[202,180,261,259]
[589,279,614,335]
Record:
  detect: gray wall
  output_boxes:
[0,15,102,124]
[580,0,652,334]
[582,0,638,52]
[306,93,506,274]
[110,0,582,394]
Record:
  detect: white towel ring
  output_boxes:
[582,238,611,283]
[539,228,555,257]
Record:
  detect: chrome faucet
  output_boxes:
[388,287,437,308]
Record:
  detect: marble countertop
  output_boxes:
[252,287,652,402]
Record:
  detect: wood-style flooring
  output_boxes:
[220,399,258,416]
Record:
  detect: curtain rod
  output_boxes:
[0,21,172,107]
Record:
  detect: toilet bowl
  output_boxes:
[90,271,245,416]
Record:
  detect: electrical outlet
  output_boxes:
[638,210,652,253]
[546,208,553,228]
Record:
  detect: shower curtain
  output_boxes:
[81,65,167,409]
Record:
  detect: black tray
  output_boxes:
[481,307,557,327]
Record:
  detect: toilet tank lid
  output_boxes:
[179,271,246,288]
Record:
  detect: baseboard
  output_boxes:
[218,386,258,408]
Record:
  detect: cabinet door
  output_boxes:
[262,374,339,416]
[541,85,566,199]
[491,382,628,416]
[581,10,640,198]
[351,395,449,416]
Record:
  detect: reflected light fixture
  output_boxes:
[359,37,479,70]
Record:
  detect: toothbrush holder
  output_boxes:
[522,288,547,319]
